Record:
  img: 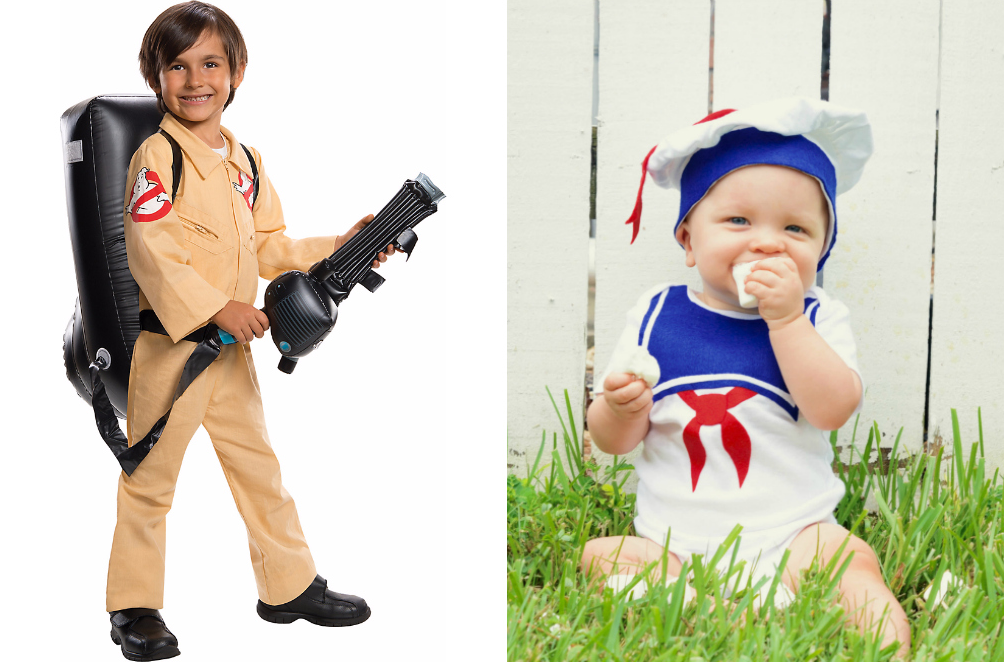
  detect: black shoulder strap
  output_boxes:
[158,129,183,203]
[88,324,222,476]
[156,129,257,209]
[240,143,259,208]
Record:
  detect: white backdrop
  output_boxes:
[4,1,502,660]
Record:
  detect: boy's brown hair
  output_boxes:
[139,1,248,114]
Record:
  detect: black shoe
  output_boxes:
[257,574,370,627]
[109,608,180,661]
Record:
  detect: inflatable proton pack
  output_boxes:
[62,95,443,474]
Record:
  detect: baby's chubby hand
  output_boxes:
[743,257,805,328]
[602,372,654,420]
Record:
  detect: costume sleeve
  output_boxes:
[123,139,231,342]
[247,147,340,280]
[809,287,865,413]
[595,283,672,395]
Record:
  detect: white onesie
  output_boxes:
[598,283,863,588]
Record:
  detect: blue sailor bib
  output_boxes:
[640,286,821,421]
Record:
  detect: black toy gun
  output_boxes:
[249,173,445,373]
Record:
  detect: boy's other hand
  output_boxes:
[210,300,269,344]
[746,257,805,328]
[333,213,397,268]
[602,372,654,419]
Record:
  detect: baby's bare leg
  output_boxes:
[785,523,910,658]
[580,536,684,586]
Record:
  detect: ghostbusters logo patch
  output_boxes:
[234,172,254,211]
[126,168,172,222]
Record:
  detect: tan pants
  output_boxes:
[106,332,316,611]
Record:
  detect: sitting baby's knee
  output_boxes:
[580,538,608,574]
[580,539,596,568]
[580,536,644,576]
[832,537,886,584]
[845,538,880,567]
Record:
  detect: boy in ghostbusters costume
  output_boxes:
[107,3,392,659]
[581,98,911,654]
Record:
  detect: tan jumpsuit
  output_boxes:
[106,113,338,611]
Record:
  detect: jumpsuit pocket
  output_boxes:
[175,200,227,255]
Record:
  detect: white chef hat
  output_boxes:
[625,97,873,270]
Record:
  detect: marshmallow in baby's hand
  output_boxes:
[732,261,760,308]
[608,346,661,388]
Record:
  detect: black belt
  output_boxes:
[139,309,221,343]
[89,311,224,476]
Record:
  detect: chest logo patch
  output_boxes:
[126,168,172,222]
[678,387,756,491]
[234,172,254,211]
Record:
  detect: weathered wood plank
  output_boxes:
[508,0,594,472]
[929,0,1004,469]
[826,0,941,452]
[714,0,822,108]
[591,0,711,486]
[593,0,710,389]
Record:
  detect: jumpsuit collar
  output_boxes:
[220,125,255,179]
[158,113,254,181]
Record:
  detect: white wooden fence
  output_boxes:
[508,0,1004,478]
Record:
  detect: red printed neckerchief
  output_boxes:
[677,387,756,491]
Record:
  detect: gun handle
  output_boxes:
[393,228,418,260]
[360,269,385,293]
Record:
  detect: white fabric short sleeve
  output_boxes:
[808,286,865,413]
[596,283,672,395]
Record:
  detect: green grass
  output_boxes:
[507,393,1004,661]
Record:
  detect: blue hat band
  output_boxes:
[677,127,838,270]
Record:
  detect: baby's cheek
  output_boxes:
[798,262,819,290]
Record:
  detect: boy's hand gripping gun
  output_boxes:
[242,173,444,373]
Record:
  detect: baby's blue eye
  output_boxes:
[786,225,805,233]
[728,217,749,225]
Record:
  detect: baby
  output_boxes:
[582,98,910,654]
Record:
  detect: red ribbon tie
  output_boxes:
[677,387,756,491]
[624,145,657,244]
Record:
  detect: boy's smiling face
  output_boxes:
[151,30,245,145]
[678,164,829,312]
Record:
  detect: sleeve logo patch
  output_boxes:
[126,168,172,222]
[233,172,254,211]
